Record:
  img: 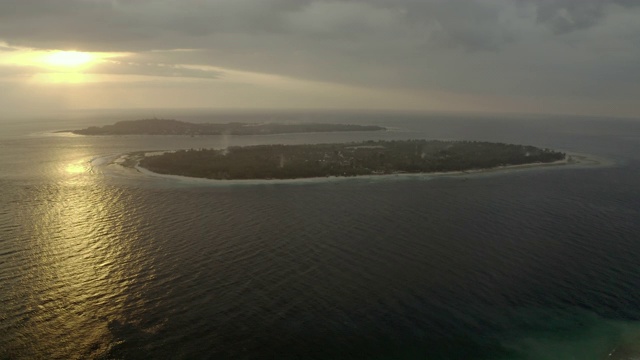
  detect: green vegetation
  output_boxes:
[138,140,565,180]
[66,118,385,135]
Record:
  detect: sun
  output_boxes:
[44,51,94,67]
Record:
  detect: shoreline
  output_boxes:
[56,119,387,136]
[100,150,610,186]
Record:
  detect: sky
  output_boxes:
[1,0,639,117]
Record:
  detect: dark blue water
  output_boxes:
[1,111,640,359]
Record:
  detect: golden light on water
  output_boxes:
[8,148,149,357]
[44,51,94,67]
[65,163,87,174]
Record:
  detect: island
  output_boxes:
[61,118,386,135]
[136,140,566,180]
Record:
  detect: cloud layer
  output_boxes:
[1,0,639,116]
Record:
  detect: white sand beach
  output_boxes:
[99,150,614,187]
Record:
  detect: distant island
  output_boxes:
[136,140,566,180]
[61,118,386,135]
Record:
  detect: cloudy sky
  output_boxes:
[1,0,639,117]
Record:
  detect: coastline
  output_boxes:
[58,119,387,136]
[100,150,611,186]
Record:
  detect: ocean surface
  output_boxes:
[1,110,640,359]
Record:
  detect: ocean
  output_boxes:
[1,111,640,359]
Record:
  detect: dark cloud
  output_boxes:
[0,1,634,51]
[536,0,604,34]
[0,0,309,51]
[0,0,639,114]
[533,0,639,35]
[0,0,507,51]
[377,0,517,51]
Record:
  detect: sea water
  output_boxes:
[1,111,640,359]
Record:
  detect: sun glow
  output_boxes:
[37,72,90,84]
[44,51,94,67]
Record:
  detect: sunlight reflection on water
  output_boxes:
[64,162,87,175]
[6,156,157,358]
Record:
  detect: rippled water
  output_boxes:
[1,112,640,359]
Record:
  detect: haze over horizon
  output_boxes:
[1,0,639,118]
